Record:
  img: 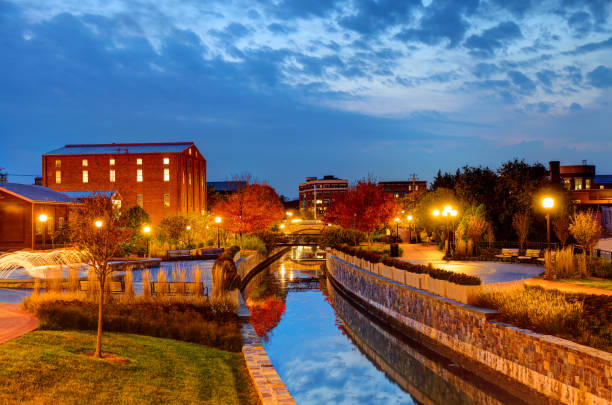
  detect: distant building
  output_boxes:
[42,142,206,224]
[379,179,427,199]
[207,180,248,207]
[549,161,612,234]
[0,183,74,251]
[299,175,348,217]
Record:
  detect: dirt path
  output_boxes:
[524,278,612,296]
[0,304,38,344]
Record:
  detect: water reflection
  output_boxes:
[244,251,526,405]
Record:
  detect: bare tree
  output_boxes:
[552,215,570,248]
[70,195,131,358]
[569,211,603,269]
[512,212,530,251]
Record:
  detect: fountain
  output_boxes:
[0,249,85,280]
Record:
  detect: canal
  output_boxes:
[243,247,527,405]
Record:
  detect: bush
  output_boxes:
[255,230,277,255]
[590,258,612,279]
[334,244,481,285]
[241,235,268,255]
[320,226,365,247]
[22,295,242,352]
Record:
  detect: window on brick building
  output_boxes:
[164,194,170,207]
[55,171,61,184]
[55,160,61,168]
[189,173,192,185]
[137,158,142,165]
[164,168,170,182]
[82,170,88,183]
[564,178,571,190]
[109,159,115,166]
[575,178,583,190]
[183,171,185,184]
[137,169,143,182]
[137,194,143,207]
[82,159,88,166]
[163,157,169,165]
[110,170,115,182]
[189,149,192,155]
[586,179,591,190]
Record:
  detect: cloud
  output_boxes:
[490,0,533,17]
[339,0,419,37]
[587,65,612,88]
[567,11,592,36]
[464,21,522,58]
[473,63,499,78]
[564,65,582,85]
[565,36,612,55]
[536,69,557,88]
[267,23,295,35]
[508,70,536,93]
[569,102,582,111]
[395,0,478,47]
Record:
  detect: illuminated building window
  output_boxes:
[137,194,143,207]
[586,179,591,190]
[82,159,88,166]
[110,159,115,166]
[564,178,571,190]
[189,173,192,185]
[82,170,88,183]
[164,168,170,182]
[164,194,170,207]
[137,169,143,182]
[137,158,142,165]
[55,171,61,184]
[575,178,582,190]
[55,160,61,168]
[110,170,115,182]
[163,157,169,165]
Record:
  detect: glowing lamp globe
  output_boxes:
[542,197,554,209]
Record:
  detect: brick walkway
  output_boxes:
[0,304,38,344]
[241,323,295,405]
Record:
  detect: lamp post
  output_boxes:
[185,225,191,247]
[396,217,400,237]
[38,214,48,250]
[433,206,458,257]
[407,215,413,243]
[94,219,103,228]
[143,225,151,258]
[214,216,222,248]
[542,197,554,251]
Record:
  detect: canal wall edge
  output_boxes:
[326,254,612,405]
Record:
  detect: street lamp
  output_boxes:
[38,214,48,250]
[185,225,192,247]
[214,216,222,248]
[286,211,293,217]
[407,215,414,243]
[433,206,458,257]
[542,197,554,251]
[143,225,151,257]
[94,219,103,228]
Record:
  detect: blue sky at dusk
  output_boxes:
[0,0,611,198]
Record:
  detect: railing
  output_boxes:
[450,240,558,251]
[274,234,322,246]
[573,245,612,260]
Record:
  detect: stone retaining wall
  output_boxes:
[327,254,612,405]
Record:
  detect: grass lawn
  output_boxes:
[558,279,612,291]
[0,330,259,405]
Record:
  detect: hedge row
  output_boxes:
[334,244,481,286]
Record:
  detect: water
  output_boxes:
[244,250,526,405]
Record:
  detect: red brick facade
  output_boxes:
[42,143,206,224]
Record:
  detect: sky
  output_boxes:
[0,0,611,198]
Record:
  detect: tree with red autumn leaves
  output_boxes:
[212,183,284,240]
[325,179,399,242]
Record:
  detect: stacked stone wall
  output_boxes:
[327,255,612,405]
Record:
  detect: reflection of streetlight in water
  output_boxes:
[289,271,294,281]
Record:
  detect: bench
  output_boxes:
[79,280,124,293]
[151,281,207,296]
[518,249,541,263]
[167,250,192,260]
[494,248,519,261]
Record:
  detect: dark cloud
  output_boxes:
[473,63,499,78]
[508,70,536,93]
[561,0,610,24]
[395,0,479,47]
[464,21,522,58]
[536,70,557,88]
[564,65,582,86]
[569,102,582,111]
[587,65,612,88]
[339,0,420,37]
[209,22,251,42]
[267,23,295,35]
[565,36,612,55]
[567,11,592,36]
[490,0,532,17]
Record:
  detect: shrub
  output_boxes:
[23,295,241,352]
[320,226,365,247]
[334,244,481,285]
[241,235,267,255]
[590,258,612,279]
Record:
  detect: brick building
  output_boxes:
[0,183,73,251]
[378,179,427,199]
[42,142,206,224]
[299,175,348,218]
[549,161,612,234]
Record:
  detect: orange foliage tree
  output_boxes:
[212,183,284,240]
[325,179,399,242]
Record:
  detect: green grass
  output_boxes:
[0,330,258,405]
[557,279,612,291]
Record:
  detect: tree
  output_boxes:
[569,211,602,267]
[157,215,189,248]
[462,205,490,254]
[325,179,399,243]
[413,187,461,242]
[123,205,150,230]
[552,215,570,247]
[213,183,284,241]
[70,195,132,358]
[512,212,531,250]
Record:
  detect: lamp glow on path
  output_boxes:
[94,220,103,228]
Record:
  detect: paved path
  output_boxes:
[398,244,543,284]
[0,304,38,344]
